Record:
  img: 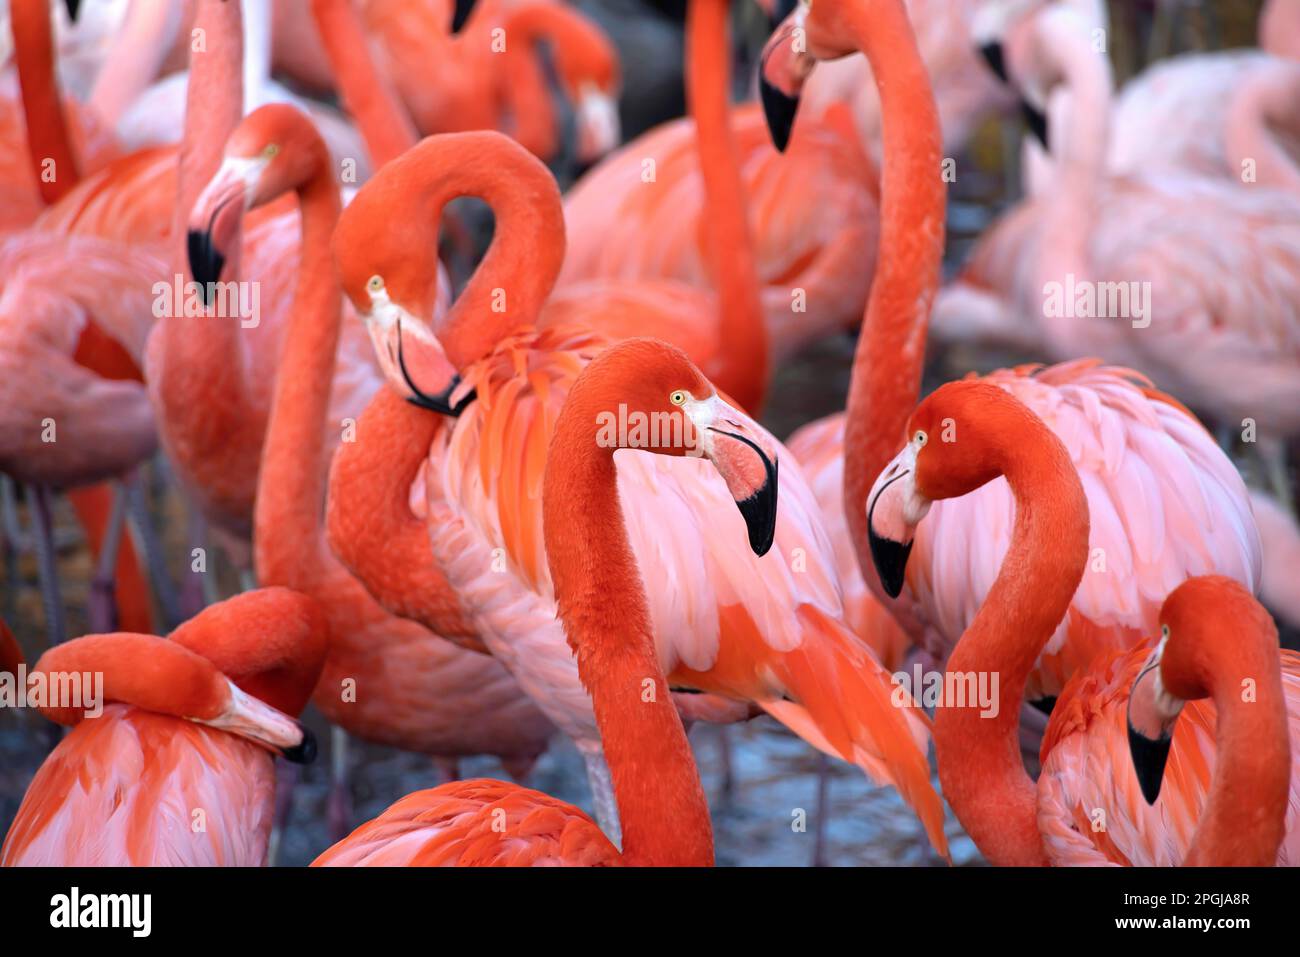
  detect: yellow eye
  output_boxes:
[367,275,384,293]
[264,143,280,158]
[914,430,928,447]
[670,390,688,406]
[1161,624,1170,640]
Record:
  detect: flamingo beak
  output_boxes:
[1125,639,1184,804]
[200,682,318,764]
[759,5,815,152]
[187,156,266,304]
[1020,99,1049,148]
[866,441,930,599]
[687,396,779,556]
[978,41,1009,83]
[364,294,475,417]
[451,0,477,33]
[574,86,621,164]
[64,0,82,23]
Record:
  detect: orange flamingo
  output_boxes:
[864,382,1298,865]
[1,587,324,866]
[314,338,780,866]
[763,0,1259,705]
[330,123,946,852]
[189,103,553,825]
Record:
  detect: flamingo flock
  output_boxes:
[0,0,1296,870]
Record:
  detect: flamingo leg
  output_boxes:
[26,485,66,647]
[124,468,183,629]
[433,756,461,784]
[1,476,24,625]
[1258,437,1296,521]
[716,723,736,806]
[86,482,128,634]
[327,726,354,842]
[267,758,300,867]
[810,752,831,867]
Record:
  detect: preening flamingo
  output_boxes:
[1,587,324,866]
[331,126,946,851]
[314,338,780,866]
[558,3,879,395]
[865,385,1297,864]
[764,0,1261,703]
[189,102,552,818]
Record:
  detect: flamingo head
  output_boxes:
[758,0,815,152]
[187,104,329,305]
[576,339,779,556]
[551,16,622,164]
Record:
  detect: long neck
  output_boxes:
[686,0,767,413]
[932,411,1090,867]
[1224,61,1300,197]
[254,164,342,587]
[88,0,186,128]
[1183,621,1290,866]
[12,0,79,203]
[401,135,567,369]
[543,393,713,865]
[310,0,419,166]
[842,0,945,588]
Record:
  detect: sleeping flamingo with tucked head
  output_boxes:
[1,587,324,866]
[763,0,1260,706]
[329,122,946,851]
[865,382,1298,865]
[315,338,778,867]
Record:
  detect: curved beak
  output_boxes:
[866,441,930,599]
[687,396,779,556]
[1125,639,1183,804]
[574,86,621,164]
[759,5,815,152]
[365,298,475,417]
[202,682,318,764]
[451,0,477,33]
[978,41,1009,83]
[187,156,265,304]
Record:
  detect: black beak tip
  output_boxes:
[64,0,82,23]
[282,724,318,765]
[978,41,1008,83]
[451,0,476,33]
[186,229,224,305]
[1126,722,1171,805]
[736,457,778,558]
[1020,99,1049,149]
[404,384,476,418]
[868,527,912,600]
[768,0,798,32]
[758,75,799,154]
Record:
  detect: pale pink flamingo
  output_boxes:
[1,587,324,866]
[330,126,947,852]
[865,380,1297,865]
[762,0,1260,708]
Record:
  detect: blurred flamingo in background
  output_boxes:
[865,383,1297,865]
[1,587,324,866]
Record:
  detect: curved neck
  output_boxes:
[254,160,343,587]
[1180,620,1290,866]
[542,388,713,865]
[932,407,1090,867]
[841,0,945,586]
[1225,62,1300,197]
[686,0,767,413]
[401,135,567,369]
[310,0,419,167]
[12,0,79,204]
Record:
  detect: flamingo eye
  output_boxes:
[670,390,688,406]
[1160,624,1170,640]
[914,430,928,447]
[367,275,384,293]
[263,143,280,158]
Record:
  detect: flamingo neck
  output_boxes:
[400,135,567,369]
[254,160,343,587]
[932,403,1090,867]
[841,0,945,588]
[542,389,713,866]
[1224,62,1300,197]
[686,0,767,413]
[310,0,419,166]
[87,0,186,129]
[1176,615,1290,866]
[11,0,79,204]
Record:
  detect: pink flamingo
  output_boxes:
[2,588,324,866]
[761,0,1260,707]
[329,124,947,851]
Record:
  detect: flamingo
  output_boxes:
[761,0,1260,706]
[330,122,947,852]
[1,587,324,866]
[315,338,784,866]
[864,381,1298,865]
[361,0,621,165]
[188,102,554,832]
